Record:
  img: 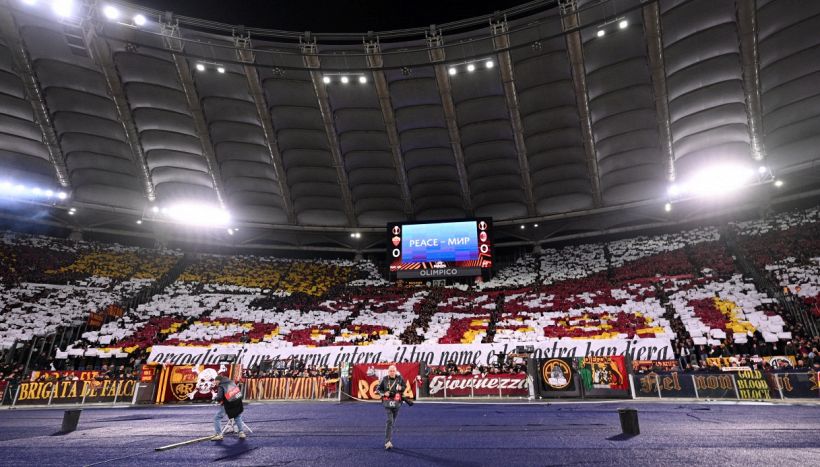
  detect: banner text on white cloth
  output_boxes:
[148,338,672,368]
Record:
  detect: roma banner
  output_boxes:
[155,364,241,404]
[244,377,329,400]
[12,379,136,405]
[352,363,419,401]
[428,374,527,397]
[147,338,673,369]
[29,370,100,382]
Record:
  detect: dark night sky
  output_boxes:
[133,0,535,32]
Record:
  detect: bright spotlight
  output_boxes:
[22,0,38,5]
[340,76,349,84]
[358,75,367,84]
[151,206,159,213]
[0,181,11,190]
[774,179,783,187]
[227,228,234,235]
[45,190,54,197]
[667,184,681,197]
[533,223,539,228]
[136,220,142,225]
[520,225,525,229]
[758,166,767,174]
[195,63,205,72]
[322,76,331,84]
[51,0,74,17]
[32,187,41,195]
[14,184,25,192]
[350,233,355,238]
[102,5,120,20]
[664,202,672,212]
[448,67,457,76]
[164,202,231,227]
[467,63,476,72]
[485,60,494,69]
[68,210,75,215]
[597,29,606,38]
[133,14,146,26]
[619,20,628,29]
[217,66,225,74]
[685,164,756,196]
[57,192,67,200]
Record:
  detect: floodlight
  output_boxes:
[448,67,457,76]
[664,202,672,212]
[619,20,628,29]
[774,180,783,187]
[485,60,494,69]
[164,202,231,227]
[136,220,142,225]
[467,63,476,72]
[597,29,605,38]
[520,225,525,229]
[45,190,54,197]
[22,0,38,5]
[57,192,68,200]
[340,76,349,84]
[52,0,73,17]
[195,63,205,72]
[322,76,331,84]
[152,206,159,213]
[217,66,225,74]
[103,5,119,20]
[758,166,767,174]
[358,75,367,84]
[685,164,755,196]
[133,14,146,26]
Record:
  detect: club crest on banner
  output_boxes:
[542,359,572,390]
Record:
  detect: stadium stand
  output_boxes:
[2,205,820,380]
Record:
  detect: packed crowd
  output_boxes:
[2,205,820,384]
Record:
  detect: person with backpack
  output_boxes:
[212,375,248,440]
[375,364,413,450]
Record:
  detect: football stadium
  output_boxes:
[0,0,819,465]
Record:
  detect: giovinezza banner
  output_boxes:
[428,374,528,397]
[147,338,672,369]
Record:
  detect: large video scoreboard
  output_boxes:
[387,218,493,279]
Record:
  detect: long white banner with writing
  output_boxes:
[147,338,672,369]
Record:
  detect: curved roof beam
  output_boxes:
[0,7,70,188]
[365,39,413,218]
[641,2,675,182]
[302,41,357,226]
[736,0,766,162]
[560,3,602,207]
[427,30,473,214]
[235,35,295,223]
[160,21,226,206]
[83,25,155,201]
[491,20,536,217]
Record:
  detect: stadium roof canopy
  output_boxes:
[0,0,819,253]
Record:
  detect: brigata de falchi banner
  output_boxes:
[148,338,672,369]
